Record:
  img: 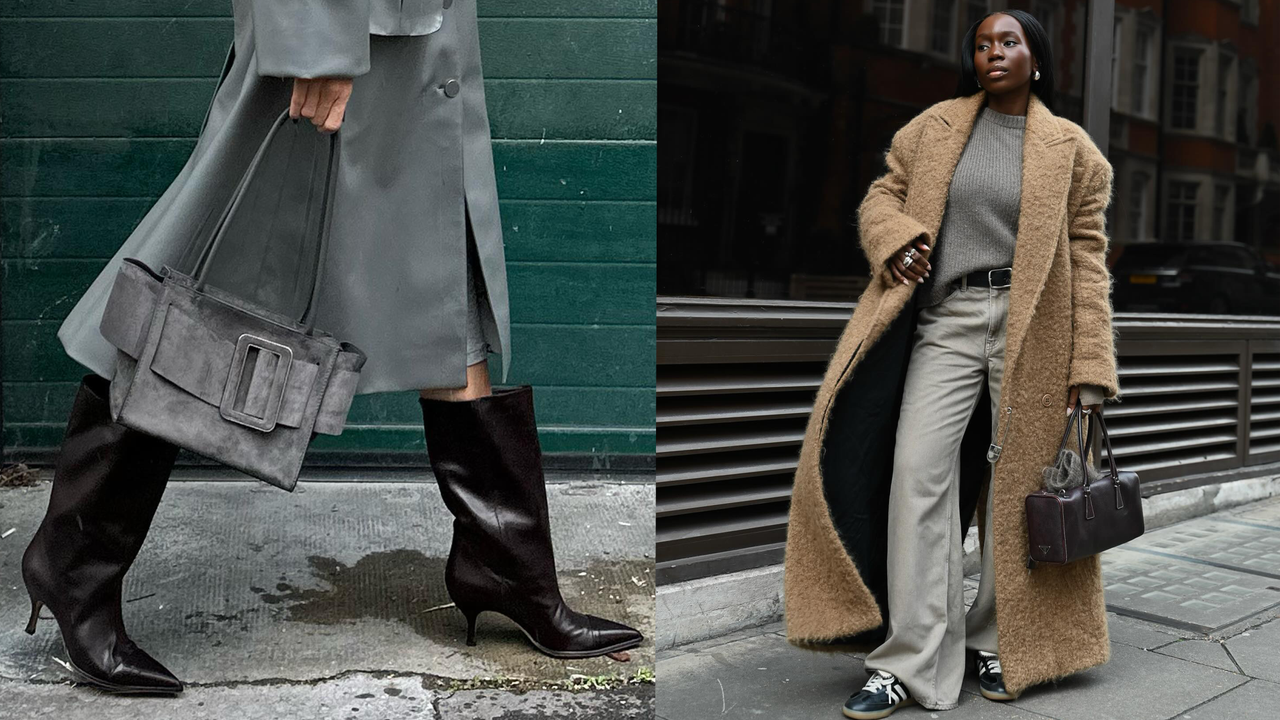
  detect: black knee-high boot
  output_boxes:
[21,373,184,693]
[419,385,644,658]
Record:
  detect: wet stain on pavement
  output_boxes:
[247,550,655,672]
[253,549,451,634]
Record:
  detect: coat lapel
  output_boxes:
[911,90,1077,392]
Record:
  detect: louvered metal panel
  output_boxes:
[657,297,848,583]
[658,299,1280,584]
[1249,343,1280,462]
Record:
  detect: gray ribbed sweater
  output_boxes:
[913,105,1106,405]
[918,105,1026,308]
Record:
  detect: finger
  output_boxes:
[1066,387,1079,415]
[321,86,350,134]
[901,258,925,283]
[300,80,321,119]
[312,82,339,130]
[890,256,911,281]
[907,260,928,282]
[290,79,308,120]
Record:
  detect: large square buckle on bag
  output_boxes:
[220,333,293,432]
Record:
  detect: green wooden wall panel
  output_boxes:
[5,423,653,456]
[4,380,655,436]
[0,79,656,140]
[2,198,656,263]
[1,1,655,461]
[0,19,654,80]
[0,139,656,201]
[3,321,654,387]
[4,258,655,325]
[0,1,658,18]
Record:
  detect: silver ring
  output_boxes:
[902,255,914,268]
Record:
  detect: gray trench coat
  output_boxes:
[56,0,511,394]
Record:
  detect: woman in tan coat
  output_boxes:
[781,10,1120,718]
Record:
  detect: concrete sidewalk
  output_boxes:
[0,474,655,719]
[657,494,1280,720]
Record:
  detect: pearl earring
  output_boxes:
[1034,69,1041,80]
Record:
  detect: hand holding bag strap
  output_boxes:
[191,108,340,335]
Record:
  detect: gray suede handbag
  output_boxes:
[97,108,366,492]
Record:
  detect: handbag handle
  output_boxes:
[1076,402,1121,481]
[192,108,340,335]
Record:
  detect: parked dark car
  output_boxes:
[1110,241,1280,316]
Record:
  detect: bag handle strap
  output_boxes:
[193,108,340,335]
[1052,399,1090,490]
[1094,405,1121,480]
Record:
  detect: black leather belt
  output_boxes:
[957,267,1013,289]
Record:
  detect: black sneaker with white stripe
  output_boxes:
[975,650,1019,701]
[843,669,915,719]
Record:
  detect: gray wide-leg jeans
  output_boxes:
[862,277,1009,711]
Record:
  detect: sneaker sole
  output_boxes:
[980,687,1019,701]
[842,697,916,719]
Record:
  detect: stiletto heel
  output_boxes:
[461,608,479,647]
[24,598,43,635]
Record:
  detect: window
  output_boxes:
[874,0,906,47]
[1239,63,1259,145]
[1216,53,1233,137]
[1213,185,1230,241]
[1166,181,1199,241]
[1111,16,1122,110]
[1172,49,1201,130]
[1034,1,1056,52]
[966,0,987,33]
[1128,172,1149,242]
[1133,27,1152,116]
[931,0,955,55]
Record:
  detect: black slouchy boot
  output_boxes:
[419,385,644,658]
[21,373,184,694]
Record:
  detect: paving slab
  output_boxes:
[974,642,1246,720]
[1223,616,1280,684]
[1125,517,1280,578]
[0,480,655,715]
[1100,547,1280,633]
[1177,678,1280,720]
[1151,638,1241,673]
[1103,612,1196,650]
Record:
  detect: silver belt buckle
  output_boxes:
[220,333,293,432]
[988,268,1012,289]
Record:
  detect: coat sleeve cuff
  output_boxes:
[252,0,372,79]
[1077,383,1105,406]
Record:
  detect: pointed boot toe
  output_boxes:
[584,614,644,654]
[71,645,184,695]
[111,645,184,694]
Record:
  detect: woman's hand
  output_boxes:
[290,77,353,134]
[887,236,932,285]
[1066,385,1102,416]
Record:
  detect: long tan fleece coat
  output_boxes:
[783,90,1121,697]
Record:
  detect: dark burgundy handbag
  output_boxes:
[1025,400,1144,568]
